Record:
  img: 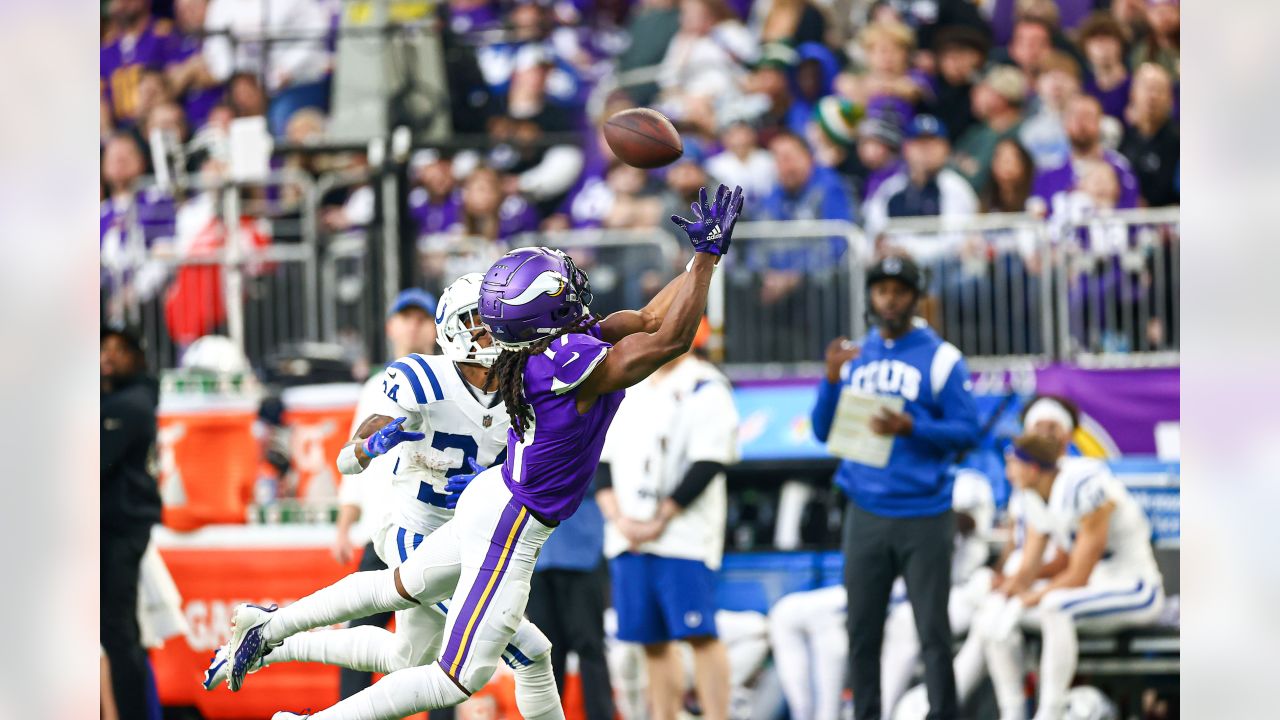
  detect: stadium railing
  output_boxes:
[101,169,1179,374]
[104,169,322,371]
[876,207,1180,369]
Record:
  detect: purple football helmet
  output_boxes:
[479,247,593,348]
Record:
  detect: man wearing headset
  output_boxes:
[812,253,981,720]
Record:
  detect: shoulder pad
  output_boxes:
[546,332,610,395]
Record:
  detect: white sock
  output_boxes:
[813,639,848,720]
[264,570,416,644]
[984,630,1026,720]
[265,626,412,674]
[951,630,986,702]
[303,662,468,720]
[1032,612,1077,720]
[881,607,921,719]
[506,621,564,720]
[607,641,647,720]
[512,651,565,720]
[767,601,814,720]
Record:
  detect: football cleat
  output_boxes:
[202,640,268,690]
[226,603,279,691]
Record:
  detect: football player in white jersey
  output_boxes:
[987,431,1164,720]
[767,469,996,720]
[203,274,563,720]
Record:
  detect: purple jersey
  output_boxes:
[101,19,175,124]
[503,325,624,522]
[1031,150,1141,216]
[167,35,223,129]
[408,187,463,235]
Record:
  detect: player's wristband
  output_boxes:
[337,443,365,475]
[685,256,721,273]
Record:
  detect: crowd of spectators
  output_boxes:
[101,0,1181,351]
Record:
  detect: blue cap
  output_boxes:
[906,114,948,140]
[388,288,438,318]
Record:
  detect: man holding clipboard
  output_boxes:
[811,255,980,720]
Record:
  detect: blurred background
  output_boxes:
[97,0,1179,718]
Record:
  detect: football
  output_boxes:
[603,108,684,169]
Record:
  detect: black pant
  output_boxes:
[102,528,152,720]
[339,542,394,700]
[843,501,956,720]
[525,565,615,720]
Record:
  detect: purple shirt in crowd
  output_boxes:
[1031,150,1141,215]
[863,160,906,204]
[100,189,177,290]
[408,187,463,236]
[503,324,625,522]
[1085,76,1132,123]
[101,18,175,125]
[448,2,501,35]
[166,34,224,129]
[557,137,612,229]
[496,195,541,240]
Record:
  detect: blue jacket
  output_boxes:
[752,167,855,272]
[811,321,980,518]
[535,496,604,572]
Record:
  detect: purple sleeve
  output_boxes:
[1106,151,1142,209]
[547,331,611,395]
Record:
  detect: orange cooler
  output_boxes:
[157,395,260,531]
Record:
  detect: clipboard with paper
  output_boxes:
[825,389,904,468]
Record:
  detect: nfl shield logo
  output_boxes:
[483,415,493,428]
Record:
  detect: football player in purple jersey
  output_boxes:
[221,184,745,720]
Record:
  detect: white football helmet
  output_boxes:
[1064,686,1118,720]
[181,335,249,374]
[436,273,500,367]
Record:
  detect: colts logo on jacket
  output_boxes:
[849,360,922,402]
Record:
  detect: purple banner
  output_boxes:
[1032,364,1180,455]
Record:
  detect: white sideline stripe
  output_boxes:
[280,382,364,408]
[152,524,339,549]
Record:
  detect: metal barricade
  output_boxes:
[311,167,391,364]
[511,228,685,317]
[717,221,869,370]
[1053,207,1180,366]
[101,170,321,372]
[412,228,684,319]
[878,213,1055,364]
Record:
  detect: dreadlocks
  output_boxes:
[493,313,601,441]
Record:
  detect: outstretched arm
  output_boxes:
[578,254,718,403]
[578,185,743,404]
[598,271,689,343]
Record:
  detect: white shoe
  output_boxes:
[227,603,279,691]
[201,640,267,690]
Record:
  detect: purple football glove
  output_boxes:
[444,458,487,510]
[363,417,425,457]
[670,184,744,256]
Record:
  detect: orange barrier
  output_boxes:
[157,400,260,531]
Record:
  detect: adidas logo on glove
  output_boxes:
[707,225,723,242]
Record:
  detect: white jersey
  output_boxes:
[364,352,510,535]
[1022,457,1160,581]
[601,356,740,569]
